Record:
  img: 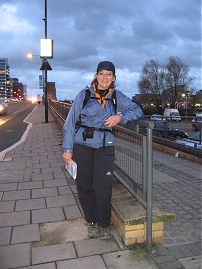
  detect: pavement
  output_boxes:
[0,105,201,269]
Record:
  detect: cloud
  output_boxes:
[0,4,35,34]
[1,0,201,100]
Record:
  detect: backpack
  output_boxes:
[82,86,117,114]
[76,86,117,147]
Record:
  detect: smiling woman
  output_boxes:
[62,60,144,240]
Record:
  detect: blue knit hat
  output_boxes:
[97,61,115,74]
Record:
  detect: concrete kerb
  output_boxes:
[111,181,176,247]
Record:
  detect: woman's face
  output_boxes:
[96,69,115,90]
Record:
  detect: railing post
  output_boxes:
[142,136,147,193]
[146,126,153,252]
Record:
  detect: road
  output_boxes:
[0,101,37,152]
[168,120,195,137]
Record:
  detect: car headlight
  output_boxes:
[0,105,4,111]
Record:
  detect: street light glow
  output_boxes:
[27,53,33,59]
[27,53,40,59]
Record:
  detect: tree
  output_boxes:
[138,56,194,110]
[164,56,194,108]
[138,59,166,112]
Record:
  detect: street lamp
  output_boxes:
[26,53,39,59]
[182,93,188,122]
[40,0,53,123]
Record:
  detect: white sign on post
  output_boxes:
[40,39,53,59]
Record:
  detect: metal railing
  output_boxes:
[114,121,154,250]
[49,99,154,251]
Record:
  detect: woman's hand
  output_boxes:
[104,115,121,128]
[63,151,73,166]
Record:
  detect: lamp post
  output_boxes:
[43,0,48,123]
[40,0,53,123]
[182,93,188,122]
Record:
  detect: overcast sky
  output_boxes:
[0,0,201,100]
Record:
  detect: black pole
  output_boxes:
[44,0,48,123]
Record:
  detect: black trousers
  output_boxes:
[73,144,115,228]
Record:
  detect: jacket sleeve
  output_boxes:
[62,90,85,152]
[115,90,144,124]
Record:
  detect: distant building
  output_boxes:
[193,90,202,108]
[0,58,28,99]
[132,93,157,108]
[47,82,56,100]
[12,78,27,99]
[0,58,12,99]
[12,78,22,98]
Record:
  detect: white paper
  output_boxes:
[65,160,77,180]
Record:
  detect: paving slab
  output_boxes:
[103,249,159,269]
[58,186,73,195]
[46,194,76,207]
[11,224,40,244]
[2,189,30,201]
[0,227,12,246]
[0,211,30,227]
[0,200,15,212]
[64,204,83,219]
[57,255,107,269]
[32,173,54,181]
[0,183,18,191]
[34,219,88,247]
[178,256,201,269]
[18,181,43,190]
[0,169,24,182]
[32,243,76,264]
[0,243,30,269]
[32,187,58,198]
[157,260,183,269]
[53,172,66,179]
[42,167,63,174]
[32,207,65,223]
[74,237,120,257]
[15,198,46,211]
[43,178,67,187]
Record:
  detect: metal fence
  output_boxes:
[49,99,154,251]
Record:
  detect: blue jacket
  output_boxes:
[62,86,143,152]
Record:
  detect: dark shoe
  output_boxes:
[88,223,99,238]
[99,226,112,240]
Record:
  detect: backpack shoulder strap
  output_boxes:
[82,87,117,113]
[82,86,91,109]
[111,90,117,114]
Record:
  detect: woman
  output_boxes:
[62,61,143,240]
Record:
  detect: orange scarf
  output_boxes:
[93,84,113,108]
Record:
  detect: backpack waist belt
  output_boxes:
[77,124,114,148]
[79,124,114,133]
